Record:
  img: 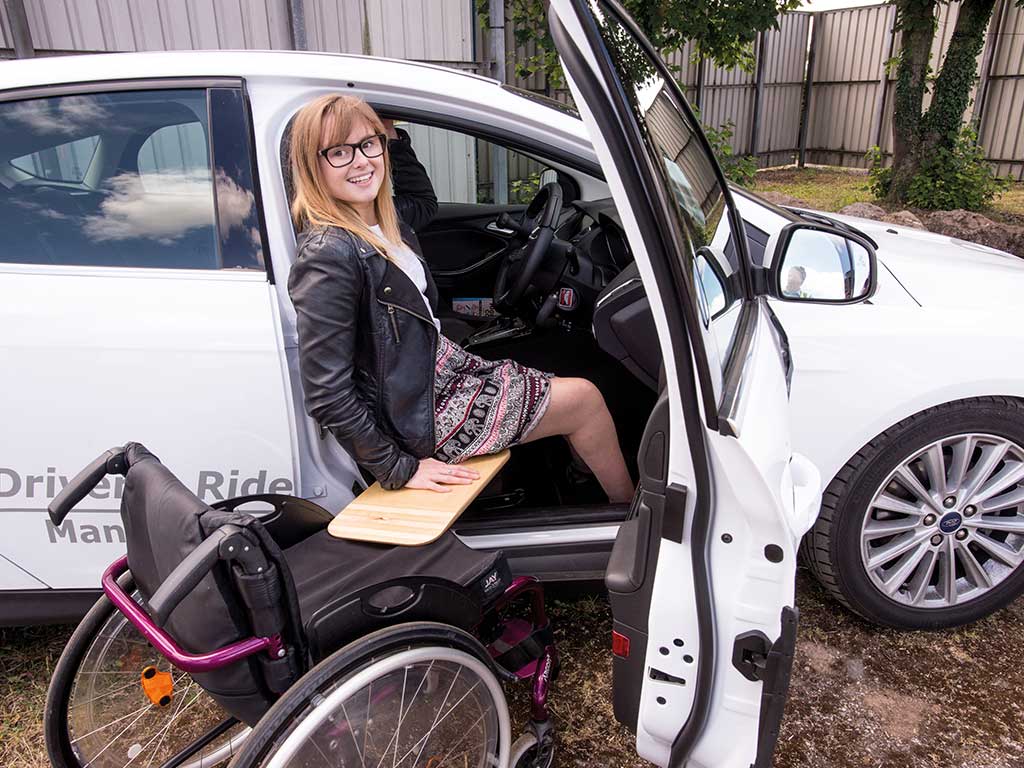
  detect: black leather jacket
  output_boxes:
[288,129,440,490]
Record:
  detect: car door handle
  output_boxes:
[485,221,516,236]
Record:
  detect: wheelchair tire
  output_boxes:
[45,588,249,768]
[227,622,511,768]
[510,732,556,768]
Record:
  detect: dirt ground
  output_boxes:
[3,569,1023,767]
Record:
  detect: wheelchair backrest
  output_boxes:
[119,443,304,725]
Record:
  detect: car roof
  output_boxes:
[0,50,586,136]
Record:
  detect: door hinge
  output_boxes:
[732,630,771,682]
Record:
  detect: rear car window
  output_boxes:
[0,89,243,270]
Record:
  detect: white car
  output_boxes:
[0,0,1012,756]
[1,2,838,763]
[2,24,1021,640]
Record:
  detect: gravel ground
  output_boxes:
[3,569,1023,767]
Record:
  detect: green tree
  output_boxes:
[493,0,800,90]
[886,0,1020,206]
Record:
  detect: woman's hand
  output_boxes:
[405,457,480,493]
[381,118,399,140]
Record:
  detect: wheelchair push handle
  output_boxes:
[48,447,128,526]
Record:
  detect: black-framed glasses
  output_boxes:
[318,134,388,168]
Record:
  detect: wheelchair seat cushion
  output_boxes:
[284,529,510,661]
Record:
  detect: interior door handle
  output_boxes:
[485,221,516,236]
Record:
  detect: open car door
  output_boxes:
[547,2,823,766]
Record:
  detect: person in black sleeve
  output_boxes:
[287,94,633,501]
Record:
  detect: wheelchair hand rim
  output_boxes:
[263,645,511,768]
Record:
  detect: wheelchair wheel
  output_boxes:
[228,622,511,768]
[45,590,250,768]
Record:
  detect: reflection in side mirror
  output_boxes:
[775,225,875,303]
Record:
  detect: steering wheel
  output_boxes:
[493,181,564,311]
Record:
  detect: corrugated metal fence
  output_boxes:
[801,1,1024,178]
[2,1,1023,179]
[0,0,478,68]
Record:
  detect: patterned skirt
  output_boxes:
[433,334,554,463]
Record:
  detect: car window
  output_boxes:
[0,89,263,271]
[11,135,100,183]
[589,14,750,394]
[400,122,551,204]
[138,122,209,190]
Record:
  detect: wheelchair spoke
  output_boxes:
[87,702,157,763]
[432,709,490,767]
[137,682,200,768]
[77,678,141,707]
[70,701,156,744]
[405,668,462,768]
[392,666,408,768]
[402,680,483,768]
[340,702,367,768]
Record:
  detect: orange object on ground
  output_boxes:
[140,665,173,707]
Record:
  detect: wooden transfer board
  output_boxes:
[327,450,510,545]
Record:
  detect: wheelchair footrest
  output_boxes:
[489,618,554,679]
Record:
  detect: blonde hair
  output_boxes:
[290,94,406,261]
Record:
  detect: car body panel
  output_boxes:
[732,192,1024,492]
[0,268,295,588]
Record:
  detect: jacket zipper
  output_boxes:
[378,298,434,327]
[386,304,401,343]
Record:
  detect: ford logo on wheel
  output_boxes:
[939,512,963,534]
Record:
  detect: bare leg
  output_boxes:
[521,377,635,503]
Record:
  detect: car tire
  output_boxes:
[802,396,1024,629]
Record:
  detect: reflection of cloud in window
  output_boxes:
[214,169,256,242]
[83,171,214,245]
[7,96,111,136]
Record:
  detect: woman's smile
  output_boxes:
[347,170,374,186]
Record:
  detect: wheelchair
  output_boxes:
[44,443,558,768]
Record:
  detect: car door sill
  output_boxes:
[454,502,629,535]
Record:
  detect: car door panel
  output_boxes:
[548,2,816,765]
[0,85,295,596]
[419,203,525,297]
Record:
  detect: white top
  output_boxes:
[370,224,441,331]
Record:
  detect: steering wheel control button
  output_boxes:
[557,287,578,311]
[939,512,963,534]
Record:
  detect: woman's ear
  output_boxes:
[381,118,399,140]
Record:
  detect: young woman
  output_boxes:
[288,94,634,502]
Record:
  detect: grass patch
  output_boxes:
[0,624,72,768]
[752,165,1024,222]
[752,166,875,212]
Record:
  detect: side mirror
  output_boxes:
[770,223,877,304]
